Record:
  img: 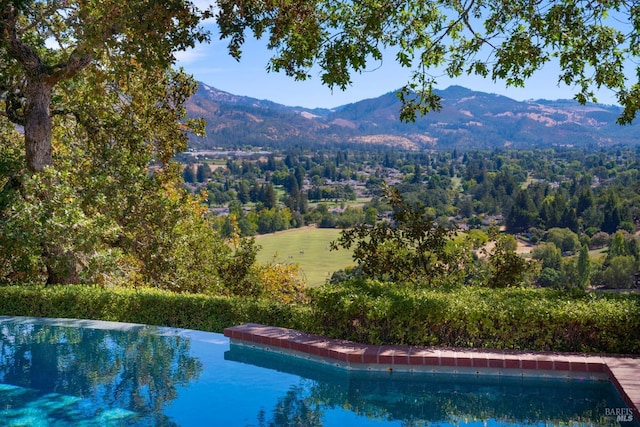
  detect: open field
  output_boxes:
[255,227,610,287]
[255,226,354,287]
[306,197,372,209]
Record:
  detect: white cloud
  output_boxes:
[175,46,207,65]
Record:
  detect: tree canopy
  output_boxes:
[0,1,227,286]
[0,0,210,172]
[217,0,640,123]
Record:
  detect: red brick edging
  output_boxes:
[224,323,640,420]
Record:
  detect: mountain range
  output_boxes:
[185,83,640,151]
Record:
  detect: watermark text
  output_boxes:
[605,408,634,422]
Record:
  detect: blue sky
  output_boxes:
[176,15,621,110]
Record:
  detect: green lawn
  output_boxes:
[255,227,355,287]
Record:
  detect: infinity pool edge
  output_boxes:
[224,322,640,421]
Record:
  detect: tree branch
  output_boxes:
[47,49,93,85]
[1,3,93,86]
[0,3,42,74]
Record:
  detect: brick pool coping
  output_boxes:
[224,323,640,420]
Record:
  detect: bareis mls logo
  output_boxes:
[605,408,634,422]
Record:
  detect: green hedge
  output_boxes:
[310,279,640,354]
[2,283,639,354]
[0,285,311,333]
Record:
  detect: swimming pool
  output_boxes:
[0,316,636,426]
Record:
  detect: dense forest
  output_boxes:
[178,146,640,291]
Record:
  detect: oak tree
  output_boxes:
[0,0,216,285]
[1,0,210,172]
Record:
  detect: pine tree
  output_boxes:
[262,184,277,210]
[196,163,211,183]
[183,166,196,184]
[602,192,624,234]
[577,244,591,290]
[607,231,629,261]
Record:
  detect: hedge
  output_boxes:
[0,285,311,333]
[2,282,639,354]
[309,279,640,354]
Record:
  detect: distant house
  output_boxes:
[482,215,504,226]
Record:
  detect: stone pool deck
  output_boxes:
[224,323,640,420]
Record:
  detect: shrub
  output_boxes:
[537,267,562,287]
[546,228,580,254]
[256,262,308,304]
[310,279,640,354]
[601,256,637,289]
[331,186,466,286]
[590,231,611,249]
[0,285,311,333]
[531,243,562,270]
[3,281,638,355]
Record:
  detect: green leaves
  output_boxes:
[217,0,640,123]
[484,232,533,288]
[311,280,640,353]
[0,285,312,333]
[0,62,234,290]
[332,185,464,286]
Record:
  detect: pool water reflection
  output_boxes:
[0,316,635,426]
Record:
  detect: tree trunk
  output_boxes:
[43,245,79,285]
[24,78,54,172]
[23,78,78,284]
[2,4,93,285]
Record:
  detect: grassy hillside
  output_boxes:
[255,227,354,287]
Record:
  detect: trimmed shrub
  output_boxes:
[0,285,311,333]
[2,282,638,354]
[310,279,640,354]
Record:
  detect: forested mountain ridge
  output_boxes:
[186,83,640,150]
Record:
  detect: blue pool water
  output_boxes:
[0,316,636,427]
